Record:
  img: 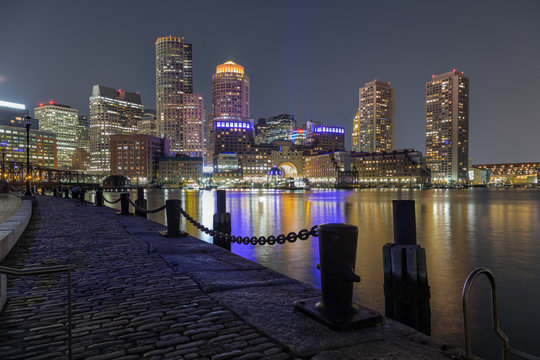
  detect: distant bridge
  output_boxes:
[1,162,104,189]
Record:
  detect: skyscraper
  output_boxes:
[266,114,296,143]
[34,102,79,169]
[212,61,249,120]
[425,70,469,184]
[0,100,28,127]
[352,80,395,153]
[182,93,205,158]
[77,114,90,152]
[88,85,143,174]
[138,109,158,137]
[155,36,193,155]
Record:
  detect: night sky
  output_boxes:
[1,0,539,164]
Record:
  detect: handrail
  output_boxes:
[0,265,72,360]
[462,267,540,360]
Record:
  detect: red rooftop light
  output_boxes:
[39,103,44,107]
[49,101,54,105]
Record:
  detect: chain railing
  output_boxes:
[127,198,166,214]
[103,197,121,204]
[100,192,318,245]
[175,202,318,245]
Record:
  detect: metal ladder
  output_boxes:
[462,267,540,360]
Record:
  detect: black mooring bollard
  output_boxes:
[95,189,104,206]
[393,200,417,245]
[135,187,147,218]
[295,223,382,331]
[383,200,431,335]
[213,190,231,251]
[117,193,131,215]
[64,188,69,198]
[53,188,57,197]
[159,199,187,237]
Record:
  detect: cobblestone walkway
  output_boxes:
[0,196,291,360]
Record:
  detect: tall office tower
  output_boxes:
[34,102,79,168]
[155,36,193,155]
[77,115,90,151]
[183,43,193,94]
[425,70,469,184]
[0,100,28,127]
[182,93,205,158]
[212,61,250,120]
[254,118,270,144]
[266,114,296,143]
[353,80,395,153]
[88,85,143,174]
[138,109,158,137]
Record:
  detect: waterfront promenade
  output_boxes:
[0,195,464,359]
[0,194,21,224]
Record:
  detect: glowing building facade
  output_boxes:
[213,118,254,155]
[110,134,169,184]
[155,36,193,154]
[353,80,395,153]
[182,93,205,158]
[306,124,345,152]
[34,103,79,169]
[425,70,469,183]
[266,114,296,143]
[0,124,57,169]
[0,100,29,127]
[89,85,143,174]
[212,61,249,120]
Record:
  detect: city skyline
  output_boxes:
[1,1,539,163]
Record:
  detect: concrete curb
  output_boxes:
[0,195,33,311]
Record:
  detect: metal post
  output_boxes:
[95,188,104,206]
[135,187,147,218]
[117,193,131,215]
[53,188,57,197]
[213,190,231,251]
[24,116,32,197]
[64,188,69,198]
[383,200,431,335]
[295,223,382,331]
[159,199,187,237]
[392,200,417,245]
[216,189,226,213]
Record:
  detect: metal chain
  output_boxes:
[127,198,166,214]
[173,202,318,245]
[103,197,121,204]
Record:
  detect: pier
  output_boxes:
[0,195,466,359]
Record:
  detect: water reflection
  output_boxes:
[102,188,540,359]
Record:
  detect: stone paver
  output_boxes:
[0,196,291,359]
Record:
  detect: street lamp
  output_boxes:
[24,115,32,197]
